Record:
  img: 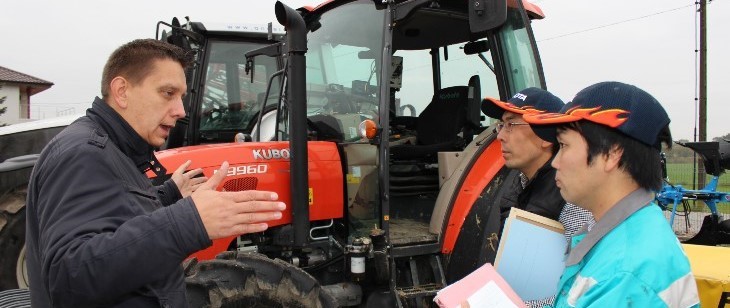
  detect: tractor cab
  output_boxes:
[156,18,285,148]
[268,0,544,244]
[237,0,548,304]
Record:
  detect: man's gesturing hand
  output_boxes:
[171,160,207,198]
[191,162,286,240]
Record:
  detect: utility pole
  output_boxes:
[697,0,707,188]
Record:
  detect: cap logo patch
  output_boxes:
[566,106,630,128]
[512,93,527,101]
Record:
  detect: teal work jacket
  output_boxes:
[551,189,700,308]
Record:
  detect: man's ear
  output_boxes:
[109,76,129,109]
[604,145,623,172]
[541,139,553,151]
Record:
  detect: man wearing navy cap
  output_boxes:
[524,82,699,307]
[483,88,593,239]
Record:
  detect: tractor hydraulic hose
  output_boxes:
[276,1,309,247]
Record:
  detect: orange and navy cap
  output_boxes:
[481,87,565,120]
[523,81,670,148]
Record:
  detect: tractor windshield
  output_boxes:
[199,40,280,134]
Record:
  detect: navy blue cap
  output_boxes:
[524,81,670,148]
[481,87,565,119]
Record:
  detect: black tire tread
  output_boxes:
[186,252,337,308]
[0,288,31,308]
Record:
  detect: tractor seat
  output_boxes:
[390,86,470,161]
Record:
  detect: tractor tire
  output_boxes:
[185,252,337,308]
[0,188,29,291]
[0,288,31,308]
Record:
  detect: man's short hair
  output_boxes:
[101,39,193,99]
[559,121,672,191]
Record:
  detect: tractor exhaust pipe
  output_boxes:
[276,1,309,247]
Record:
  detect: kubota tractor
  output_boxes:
[150,0,551,306]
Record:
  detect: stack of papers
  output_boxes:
[433,263,525,308]
[435,208,568,307]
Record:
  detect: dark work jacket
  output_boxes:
[498,158,565,236]
[26,97,212,308]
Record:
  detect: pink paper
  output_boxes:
[434,263,526,308]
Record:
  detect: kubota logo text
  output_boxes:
[253,148,291,160]
[439,92,460,100]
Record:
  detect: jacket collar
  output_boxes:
[522,155,555,188]
[565,188,654,266]
[86,97,159,173]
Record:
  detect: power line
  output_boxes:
[537,4,694,42]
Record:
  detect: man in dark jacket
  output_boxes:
[482,88,593,237]
[25,39,285,307]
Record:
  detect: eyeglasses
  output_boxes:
[495,122,530,133]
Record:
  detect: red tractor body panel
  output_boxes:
[151,141,345,260]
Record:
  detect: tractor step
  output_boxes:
[392,254,447,308]
[395,283,443,299]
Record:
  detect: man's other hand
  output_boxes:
[171,160,207,197]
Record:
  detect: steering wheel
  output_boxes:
[399,104,417,117]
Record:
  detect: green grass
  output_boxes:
[664,163,730,214]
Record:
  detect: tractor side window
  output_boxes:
[394,44,499,128]
[199,41,280,136]
[439,44,499,128]
[392,49,433,117]
[496,6,543,92]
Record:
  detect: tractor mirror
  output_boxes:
[464,40,490,55]
[358,50,376,59]
[468,0,507,35]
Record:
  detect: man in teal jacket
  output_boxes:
[523,81,699,307]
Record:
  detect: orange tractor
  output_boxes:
[150,0,551,306]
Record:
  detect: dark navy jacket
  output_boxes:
[26,98,211,307]
[498,158,564,235]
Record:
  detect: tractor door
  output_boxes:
[273,1,387,240]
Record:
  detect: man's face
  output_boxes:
[551,129,604,207]
[122,58,187,147]
[497,111,551,176]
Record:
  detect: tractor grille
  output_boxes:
[222,177,258,191]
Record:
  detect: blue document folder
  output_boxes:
[494,208,567,301]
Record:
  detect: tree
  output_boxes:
[712,133,730,142]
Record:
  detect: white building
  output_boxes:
[0,66,53,125]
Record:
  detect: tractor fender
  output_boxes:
[0,155,37,206]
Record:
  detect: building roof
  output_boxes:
[0,66,53,95]
[0,66,53,85]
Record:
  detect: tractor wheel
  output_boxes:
[185,252,337,308]
[0,288,31,308]
[0,188,29,291]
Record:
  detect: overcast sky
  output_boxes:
[1,0,727,140]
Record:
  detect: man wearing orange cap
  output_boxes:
[524,81,699,307]
[482,88,594,239]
